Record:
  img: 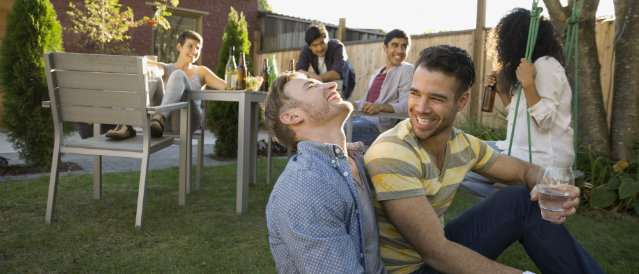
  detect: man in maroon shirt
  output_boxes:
[347,29,414,146]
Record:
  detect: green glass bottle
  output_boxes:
[267,55,278,89]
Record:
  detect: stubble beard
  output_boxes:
[410,108,456,142]
[300,100,351,125]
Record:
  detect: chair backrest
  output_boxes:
[43,52,149,127]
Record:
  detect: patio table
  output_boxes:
[345,110,409,142]
[182,89,267,213]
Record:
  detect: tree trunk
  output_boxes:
[610,0,639,160]
[544,0,612,157]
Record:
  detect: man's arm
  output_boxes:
[479,154,539,189]
[382,196,521,274]
[319,70,340,82]
[199,66,225,90]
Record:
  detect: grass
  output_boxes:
[1,158,638,273]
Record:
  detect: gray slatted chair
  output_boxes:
[43,52,188,229]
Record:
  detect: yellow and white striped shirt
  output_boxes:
[364,119,499,274]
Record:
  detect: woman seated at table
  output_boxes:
[106,30,225,139]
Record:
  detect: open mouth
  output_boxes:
[326,91,341,102]
[412,114,435,128]
[393,54,404,61]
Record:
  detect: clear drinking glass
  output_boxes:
[536,165,575,222]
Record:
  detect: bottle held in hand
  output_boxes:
[225,46,237,90]
[481,86,496,112]
[236,52,247,90]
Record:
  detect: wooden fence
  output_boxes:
[254,19,616,127]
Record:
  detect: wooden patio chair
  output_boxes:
[42,52,188,229]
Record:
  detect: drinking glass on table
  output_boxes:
[145,55,163,80]
[536,165,575,222]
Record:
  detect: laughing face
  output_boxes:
[384,37,409,67]
[177,38,201,63]
[283,77,352,124]
[408,67,469,142]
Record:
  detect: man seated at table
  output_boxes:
[295,24,356,99]
[105,30,225,139]
[364,45,604,274]
[347,29,413,146]
[264,71,386,273]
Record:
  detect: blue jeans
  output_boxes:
[343,116,380,146]
[412,185,603,274]
[460,141,501,199]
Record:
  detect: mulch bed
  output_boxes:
[0,156,83,176]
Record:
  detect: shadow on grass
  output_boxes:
[0,159,636,273]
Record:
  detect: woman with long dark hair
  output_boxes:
[461,8,574,199]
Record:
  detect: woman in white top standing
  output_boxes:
[461,8,574,199]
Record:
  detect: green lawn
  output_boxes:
[1,159,637,273]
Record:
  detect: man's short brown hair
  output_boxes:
[177,30,202,46]
[264,72,305,149]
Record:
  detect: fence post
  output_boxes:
[338,18,346,42]
[470,0,487,120]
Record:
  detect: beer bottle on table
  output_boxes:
[225,46,237,90]
[236,52,247,90]
[288,59,295,72]
[260,58,269,92]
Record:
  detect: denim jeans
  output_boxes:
[411,185,603,274]
[343,116,381,146]
[459,141,501,199]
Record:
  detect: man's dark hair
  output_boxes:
[415,45,475,100]
[384,29,411,47]
[177,30,202,47]
[487,8,565,95]
[305,24,328,45]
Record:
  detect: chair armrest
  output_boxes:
[350,110,408,119]
[147,102,188,114]
[42,101,51,108]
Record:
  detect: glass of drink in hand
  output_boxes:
[536,165,575,222]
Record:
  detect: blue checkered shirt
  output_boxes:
[266,141,372,273]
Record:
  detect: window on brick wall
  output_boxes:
[148,3,209,65]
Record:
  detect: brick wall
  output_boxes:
[49,0,260,73]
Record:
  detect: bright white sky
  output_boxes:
[267,0,615,35]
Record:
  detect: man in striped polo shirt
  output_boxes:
[364,45,603,274]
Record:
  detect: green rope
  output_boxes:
[507,0,543,164]
[565,0,584,168]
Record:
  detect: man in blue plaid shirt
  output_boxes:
[264,71,386,274]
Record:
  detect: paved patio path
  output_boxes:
[0,128,272,181]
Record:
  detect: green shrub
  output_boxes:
[0,0,71,168]
[207,7,252,157]
[578,138,639,216]
[455,111,507,141]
